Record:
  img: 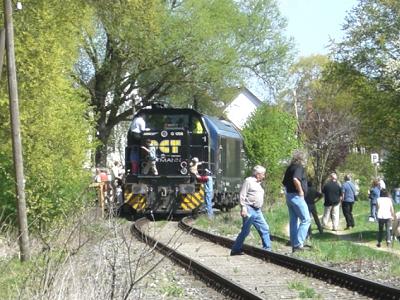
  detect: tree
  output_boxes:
[334,0,400,187]
[77,0,293,166]
[279,57,359,189]
[0,0,94,227]
[335,0,400,89]
[242,104,299,203]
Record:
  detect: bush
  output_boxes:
[242,104,300,204]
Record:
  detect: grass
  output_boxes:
[0,257,31,299]
[195,198,400,277]
[0,248,71,299]
[288,280,321,299]
[159,274,184,297]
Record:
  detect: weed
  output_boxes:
[288,280,321,299]
[160,283,184,297]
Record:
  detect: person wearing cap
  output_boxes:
[141,139,158,175]
[231,165,271,255]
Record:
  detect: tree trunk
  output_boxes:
[95,114,111,167]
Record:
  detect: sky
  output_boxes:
[278,0,359,57]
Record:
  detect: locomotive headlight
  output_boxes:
[179,184,195,194]
[180,161,188,168]
[180,167,188,175]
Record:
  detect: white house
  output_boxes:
[224,87,263,129]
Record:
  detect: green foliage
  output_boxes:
[334,0,400,188]
[288,281,320,299]
[381,150,400,189]
[79,0,293,165]
[0,0,94,228]
[242,104,299,202]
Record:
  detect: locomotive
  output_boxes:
[122,104,244,216]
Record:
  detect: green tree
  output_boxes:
[334,0,400,187]
[0,0,94,227]
[279,57,359,189]
[242,104,299,203]
[78,0,293,166]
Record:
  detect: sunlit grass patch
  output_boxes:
[288,280,321,299]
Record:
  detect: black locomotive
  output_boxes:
[122,105,244,216]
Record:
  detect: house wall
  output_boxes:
[224,90,261,129]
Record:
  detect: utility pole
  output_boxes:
[4,0,30,261]
[0,28,5,81]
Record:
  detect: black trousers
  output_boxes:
[342,202,355,228]
[307,204,323,235]
[378,219,392,243]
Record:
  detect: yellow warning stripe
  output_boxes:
[180,185,205,211]
[124,192,146,210]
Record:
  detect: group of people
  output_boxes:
[94,161,125,204]
[230,150,400,256]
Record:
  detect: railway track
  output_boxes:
[132,217,400,299]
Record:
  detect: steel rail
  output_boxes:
[131,217,264,300]
[180,217,400,300]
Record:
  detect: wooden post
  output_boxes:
[4,0,30,261]
[90,182,106,218]
[99,182,105,218]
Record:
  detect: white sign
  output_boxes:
[371,153,379,164]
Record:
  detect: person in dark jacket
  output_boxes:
[305,180,323,235]
[321,173,342,231]
[282,150,311,252]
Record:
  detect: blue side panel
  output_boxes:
[203,116,242,154]
[203,116,242,139]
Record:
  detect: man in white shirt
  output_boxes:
[130,113,146,136]
[230,165,271,255]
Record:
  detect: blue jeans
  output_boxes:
[286,193,311,248]
[204,177,214,218]
[231,205,271,253]
[370,202,377,220]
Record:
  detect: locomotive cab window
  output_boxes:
[190,117,204,134]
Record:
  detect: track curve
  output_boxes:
[132,217,400,299]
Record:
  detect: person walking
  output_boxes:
[369,179,380,221]
[321,173,342,231]
[231,165,271,255]
[341,174,357,230]
[305,180,323,236]
[376,189,395,247]
[282,150,311,252]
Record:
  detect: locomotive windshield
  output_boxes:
[144,113,204,133]
[146,114,189,130]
